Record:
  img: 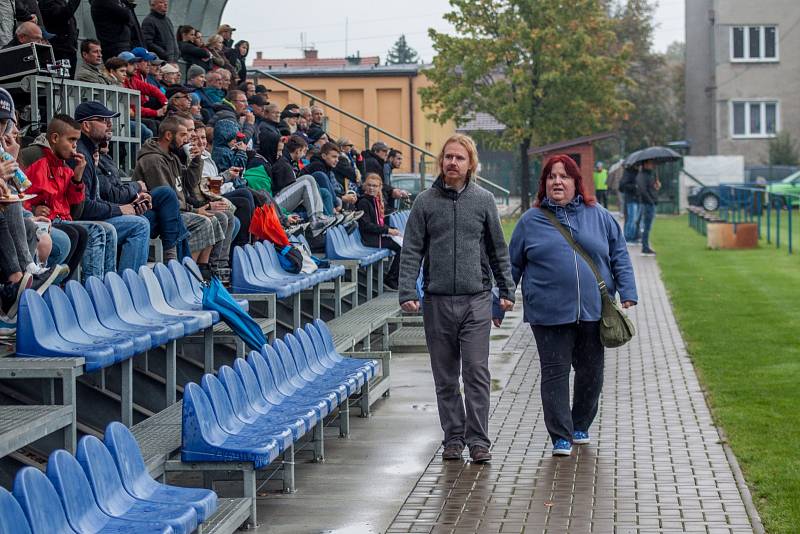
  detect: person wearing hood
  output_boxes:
[211,119,248,173]
[39,0,81,77]
[398,133,515,465]
[208,89,256,144]
[356,173,401,290]
[90,0,144,60]
[132,116,220,278]
[224,39,249,85]
[141,0,178,62]
[508,154,637,457]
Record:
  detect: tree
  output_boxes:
[421,0,631,210]
[386,35,420,64]
[768,131,800,166]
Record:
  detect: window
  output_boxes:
[731,25,778,61]
[730,101,779,138]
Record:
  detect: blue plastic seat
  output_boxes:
[15,290,116,372]
[92,275,184,339]
[181,382,280,469]
[325,226,387,265]
[201,374,294,452]
[286,332,358,396]
[288,235,346,282]
[117,270,204,335]
[247,348,330,419]
[306,321,377,379]
[218,364,307,440]
[254,242,323,286]
[138,266,218,325]
[170,259,248,312]
[153,263,220,321]
[102,422,217,523]
[83,277,173,346]
[0,486,32,534]
[272,339,344,407]
[231,246,299,298]
[13,467,78,534]
[46,449,175,534]
[44,286,136,364]
[65,281,153,354]
[297,326,370,387]
[246,245,309,291]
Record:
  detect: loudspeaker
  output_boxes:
[0,43,56,82]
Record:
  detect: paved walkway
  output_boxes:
[386,252,759,534]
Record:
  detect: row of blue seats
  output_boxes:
[231,242,345,297]
[325,226,392,265]
[15,259,227,372]
[388,210,409,234]
[182,320,378,468]
[0,422,216,534]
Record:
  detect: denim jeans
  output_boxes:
[531,321,604,445]
[48,226,71,266]
[69,220,116,280]
[640,203,656,251]
[624,197,641,242]
[143,186,190,250]
[105,215,150,272]
[312,171,342,210]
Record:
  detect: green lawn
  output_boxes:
[653,216,800,533]
[502,218,518,242]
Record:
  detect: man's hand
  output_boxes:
[493,318,503,327]
[500,298,514,312]
[33,205,51,218]
[621,301,636,309]
[387,228,400,236]
[72,153,87,181]
[209,200,228,211]
[341,191,357,204]
[287,214,301,224]
[228,167,242,179]
[137,180,148,193]
[119,204,136,215]
[234,141,247,152]
[196,205,212,218]
[401,300,420,313]
[243,111,255,125]
[189,142,203,159]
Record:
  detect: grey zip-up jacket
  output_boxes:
[398,176,515,304]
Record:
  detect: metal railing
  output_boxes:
[717,184,800,254]
[4,76,142,173]
[251,69,511,204]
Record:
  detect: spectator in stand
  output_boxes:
[0,1,39,47]
[252,98,279,151]
[90,0,143,60]
[218,68,232,92]
[133,116,220,278]
[188,92,203,122]
[238,80,255,98]
[303,141,357,213]
[39,0,81,77]
[356,173,401,290]
[310,106,325,129]
[363,141,408,214]
[103,56,154,141]
[334,137,360,190]
[211,119,247,172]
[121,50,167,117]
[146,57,165,87]
[200,69,224,104]
[3,21,50,48]
[73,102,150,274]
[225,40,249,85]
[279,107,299,134]
[386,148,403,185]
[187,65,205,89]
[141,0,178,63]
[208,89,255,143]
[75,39,114,85]
[23,115,116,281]
[217,23,234,50]
[165,85,193,115]
[159,63,182,91]
[205,34,235,76]
[177,25,211,69]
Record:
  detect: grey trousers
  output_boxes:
[1,202,34,272]
[422,291,492,449]
[274,175,324,216]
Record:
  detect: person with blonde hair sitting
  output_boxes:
[355,173,401,290]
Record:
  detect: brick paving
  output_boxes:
[386,252,757,534]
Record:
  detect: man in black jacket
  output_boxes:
[141,0,178,63]
[39,0,81,77]
[251,97,281,152]
[635,160,660,255]
[90,0,143,60]
[362,142,408,214]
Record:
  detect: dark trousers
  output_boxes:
[382,238,401,284]
[52,223,88,281]
[640,202,656,251]
[596,189,608,208]
[531,321,604,445]
[223,188,255,248]
[423,291,492,449]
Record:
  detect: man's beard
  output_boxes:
[169,140,184,155]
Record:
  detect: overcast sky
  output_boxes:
[222,0,685,62]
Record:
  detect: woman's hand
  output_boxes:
[621,301,636,309]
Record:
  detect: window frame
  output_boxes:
[729,25,779,62]
[729,100,780,139]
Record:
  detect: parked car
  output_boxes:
[390,174,435,201]
[687,185,722,211]
[765,170,800,203]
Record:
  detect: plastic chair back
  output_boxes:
[12,467,76,534]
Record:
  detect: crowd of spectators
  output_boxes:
[0,0,412,333]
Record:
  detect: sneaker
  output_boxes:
[641,248,656,256]
[342,210,364,225]
[572,431,590,445]
[30,265,69,295]
[469,445,492,464]
[309,215,337,237]
[442,443,464,461]
[552,438,572,456]
[0,273,33,318]
[0,316,15,337]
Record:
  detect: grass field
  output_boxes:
[653,215,800,533]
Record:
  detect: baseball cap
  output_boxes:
[247,94,268,107]
[218,24,236,32]
[117,51,136,63]
[149,58,166,66]
[74,101,121,122]
[131,47,158,62]
[160,63,180,75]
[0,88,15,122]
[165,85,196,99]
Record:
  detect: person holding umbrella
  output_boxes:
[636,160,660,255]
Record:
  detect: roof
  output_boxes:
[457,112,506,132]
[529,132,618,155]
[248,64,423,78]
[252,56,380,69]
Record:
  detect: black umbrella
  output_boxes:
[624,146,682,166]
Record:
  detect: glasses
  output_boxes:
[174,94,190,100]
[91,118,113,125]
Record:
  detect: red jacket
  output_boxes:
[124,73,167,119]
[23,147,85,221]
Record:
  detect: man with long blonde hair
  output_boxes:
[398,133,515,463]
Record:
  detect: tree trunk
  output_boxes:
[520,137,532,211]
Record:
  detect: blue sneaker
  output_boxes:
[552,438,572,456]
[572,431,590,444]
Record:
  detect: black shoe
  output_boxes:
[384,279,398,291]
[442,443,464,461]
[641,247,656,256]
[469,445,492,464]
[0,273,33,318]
[30,266,67,295]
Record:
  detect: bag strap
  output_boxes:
[540,208,610,296]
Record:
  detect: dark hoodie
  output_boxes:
[211,119,247,172]
[132,138,202,211]
[257,128,281,170]
[225,40,248,83]
[270,152,297,195]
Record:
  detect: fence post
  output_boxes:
[789,197,793,254]
[767,199,771,244]
[757,193,762,238]
[776,202,781,249]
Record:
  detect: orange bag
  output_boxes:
[250,204,289,247]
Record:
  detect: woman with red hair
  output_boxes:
[508,154,637,456]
